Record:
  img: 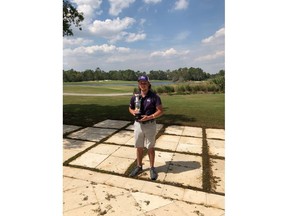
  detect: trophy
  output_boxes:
[134,93,142,120]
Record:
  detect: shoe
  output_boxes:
[129,166,142,177]
[150,167,158,180]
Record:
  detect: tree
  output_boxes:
[63,0,84,36]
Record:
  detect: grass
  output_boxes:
[63,85,135,94]
[63,93,224,129]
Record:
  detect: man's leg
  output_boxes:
[147,148,155,168]
[137,147,144,167]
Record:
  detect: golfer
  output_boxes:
[128,75,163,180]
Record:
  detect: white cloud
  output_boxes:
[125,32,146,42]
[143,0,161,4]
[202,27,225,44]
[108,0,135,16]
[88,17,146,43]
[89,17,135,37]
[63,37,93,47]
[65,44,130,55]
[174,0,189,10]
[150,48,189,57]
[195,50,225,61]
[73,0,103,22]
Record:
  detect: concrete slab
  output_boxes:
[110,146,136,159]
[87,143,120,155]
[207,139,225,157]
[63,124,82,134]
[93,119,131,129]
[206,192,225,209]
[123,177,146,192]
[182,188,206,206]
[176,136,202,154]
[68,145,135,174]
[105,174,131,188]
[131,191,173,212]
[67,127,117,142]
[63,149,82,162]
[63,139,96,162]
[210,158,225,194]
[63,167,225,214]
[70,152,109,168]
[104,130,134,145]
[164,125,185,135]
[165,125,203,138]
[165,153,203,188]
[173,201,224,216]
[206,128,225,140]
[149,200,225,216]
[63,138,95,151]
[63,179,97,213]
[125,137,135,147]
[63,122,225,215]
[155,134,181,151]
[182,126,203,137]
[96,187,143,215]
[161,184,185,200]
[96,156,135,174]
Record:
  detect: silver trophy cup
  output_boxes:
[134,94,142,120]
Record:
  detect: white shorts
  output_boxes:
[134,120,157,149]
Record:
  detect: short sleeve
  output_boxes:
[155,94,162,107]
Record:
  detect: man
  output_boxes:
[128,75,163,180]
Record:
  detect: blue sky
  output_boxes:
[63,0,225,74]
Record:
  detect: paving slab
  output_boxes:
[176,136,202,154]
[131,191,173,212]
[104,130,134,145]
[69,144,136,174]
[210,158,225,194]
[70,152,109,168]
[97,156,135,174]
[93,119,131,129]
[63,121,225,215]
[63,124,82,134]
[63,167,225,215]
[165,125,203,138]
[63,138,95,151]
[182,126,203,137]
[165,153,203,189]
[67,127,117,142]
[87,143,120,155]
[110,146,136,159]
[164,125,185,135]
[207,139,225,157]
[63,139,96,162]
[206,128,225,140]
[155,134,181,151]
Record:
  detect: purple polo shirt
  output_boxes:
[129,90,162,116]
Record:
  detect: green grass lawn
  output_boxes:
[63,85,135,94]
[63,93,224,129]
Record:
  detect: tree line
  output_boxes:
[63,67,224,83]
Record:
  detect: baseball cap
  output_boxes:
[138,75,149,82]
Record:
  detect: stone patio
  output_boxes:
[63,120,225,215]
